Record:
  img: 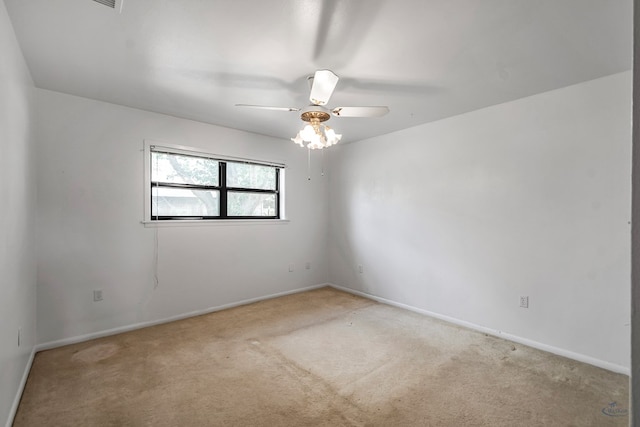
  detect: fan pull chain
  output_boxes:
[321,149,325,177]
[307,146,311,181]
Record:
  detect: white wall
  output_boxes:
[328,72,631,370]
[36,89,329,344]
[0,0,37,425]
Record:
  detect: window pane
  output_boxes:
[152,152,218,186]
[227,192,277,217]
[227,162,276,190]
[152,187,219,217]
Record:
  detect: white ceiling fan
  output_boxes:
[236,70,389,149]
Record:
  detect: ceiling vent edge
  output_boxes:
[92,0,116,9]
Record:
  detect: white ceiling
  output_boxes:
[4,0,632,143]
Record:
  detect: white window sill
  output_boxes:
[141,219,289,227]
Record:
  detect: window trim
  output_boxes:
[143,140,286,223]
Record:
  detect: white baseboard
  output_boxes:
[5,348,35,427]
[36,284,327,352]
[328,283,630,376]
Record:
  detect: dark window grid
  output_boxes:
[150,160,280,220]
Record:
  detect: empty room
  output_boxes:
[1,0,635,425]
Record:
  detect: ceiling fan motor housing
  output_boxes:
[301,105,331,123]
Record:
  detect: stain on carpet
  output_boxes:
[71,343,120,363]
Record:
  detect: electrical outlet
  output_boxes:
[288,264,294,272]
[358,264,363,274]
[305,262,311,270]
[520,296,529,308]
[93,289,103,302]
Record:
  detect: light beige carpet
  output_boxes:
[14,287,629,426]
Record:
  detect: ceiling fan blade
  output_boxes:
[235,104,300,112]
[309,70,339,106]
[332,106,390,117]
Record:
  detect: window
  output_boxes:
[146,143,283,221]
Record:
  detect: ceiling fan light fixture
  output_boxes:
[301,124,316,140]
[325,127,341,142]
[291,132,304,147]
[291,119,342,150]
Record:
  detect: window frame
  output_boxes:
[144,140,286,223]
